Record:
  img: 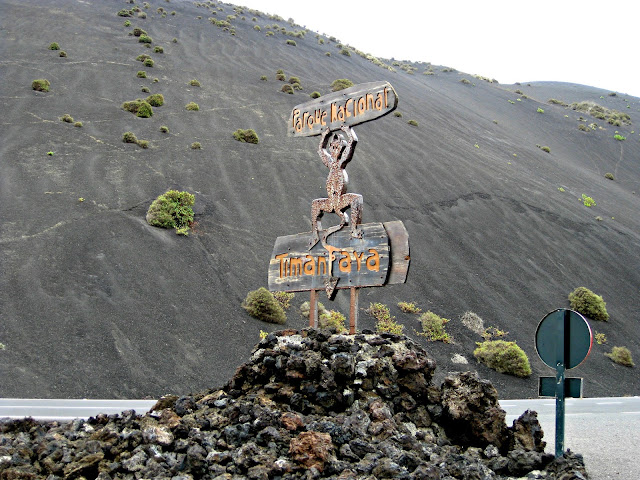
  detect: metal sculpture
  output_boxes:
[309,126,363,249]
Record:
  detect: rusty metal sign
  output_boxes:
[288,81,398,137]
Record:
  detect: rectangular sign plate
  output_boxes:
[268,222,390,292]
[288,81,398,137]
[538,377,583,398]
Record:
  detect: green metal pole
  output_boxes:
[555,360,565,457]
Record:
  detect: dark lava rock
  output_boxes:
[0,330,588,479]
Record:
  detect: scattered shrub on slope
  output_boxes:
[32,79,50,92]
[242,287,286,324]
[331,79,353,91]
[418,311,451,342]
[146,190,195,234]
[474,340,532,377]
[233,129,259,144]
[605,346,634,367]
[122,99,153,118]
[146,93,164,107]
[568,287,609,321]
[367,302,403,335]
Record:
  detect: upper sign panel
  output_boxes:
[288,81,398,137]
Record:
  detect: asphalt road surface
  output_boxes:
[1,396,638,480]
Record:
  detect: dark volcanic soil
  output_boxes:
[0,0,639,400]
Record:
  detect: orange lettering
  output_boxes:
[345,99,353,118]
[354,251,365,271]
[358,97,366,115]
[330,103,338,122]
[320,110,327,126]
[375,92,383,110]
[290,257,303,276]
[366,249,380,271]
[366,93,374,111]
[304,255,315,275]
[317,256,327,275]
[339,251,352,272]
[276,253,288,278]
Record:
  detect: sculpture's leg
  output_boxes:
[309,198,329,249]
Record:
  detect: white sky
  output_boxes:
[238,0,639,98]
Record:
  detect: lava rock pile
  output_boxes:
[0,329,589,479]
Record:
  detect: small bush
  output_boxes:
[136,53,151,62]
[172,37,178,43]
[137,139,149,149]
[242,287,286,324]
[59,51,67,57]
[300,300,327,319]
[319,310,347,333]
[578,124,589,132]
[367,302,404,335]
[124,20,131,26]
[418,311,451,342]
[144,58,154,67]
[281,84,294,94]
[276,73,286,81]
[185,101,200,111]
[473,340,532,377]
[137,70,147,78]
[273,291,295,310]
[74,121,83,128]
[254,25,261,31]
[605,346,634,367]
[160,126,169,133]
[614,134,626,141]
[189,79,201,87]
[594,332,607,345]
[569,287,609,321]
[286,39,297,46]
[141,86,150,93]
[190,141,201,149]
[340,48,351,56]
[133,28,147,37]
[60,113,74,123]
[122,99,153,118]
[117,9,133,17]
[139,34,153,43]
[331,78,353,91]
[233,129,259,144]
[32,79,50,92]
[604,172,615,180]
[539,145,550,153]
[481,326,509,340]
[548,98,567,106]
[394,112,403,118]
[260,75,268,81]
[146,93,164,107]
[289,76,300,84]
[461,311,484,335]
[460,78,471,85]
[408,120,419,126]
[154,46,164,53]
[581,194,596,207]
[537,107,545,113]
[146,190,195,233]
[122,131,138,143]
[310,91,321,99]
[398,302,421,314]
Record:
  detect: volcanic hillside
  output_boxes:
[0,0,639,399]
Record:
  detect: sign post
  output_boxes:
[269,81,408,332]
[535,308,593,457]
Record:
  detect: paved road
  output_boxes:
[2,397,638,479]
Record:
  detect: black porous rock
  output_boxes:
[0,330,586,479]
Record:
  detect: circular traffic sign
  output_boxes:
[535,309,593,369]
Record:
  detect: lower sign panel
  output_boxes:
[538,377,583,398]
[268,222,390,292]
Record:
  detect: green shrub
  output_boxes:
[398,302,421,314]
[260,75,268,81]
[310,91,321,99]
[289,76,300,84]
[319,310,347,333]
[605,172,615,180]
[133,28,147,37]
[189,79,201,87]
[136,53,151,62]
[154,46,164,53]
[74,121,83,128]
[254,25,261,31]
[144,58,154,67]
[60,113,74,123]
[367,302,404,335]
[139,34,153,43]
[32,79,50,92]
[473,340,532,377]
[273,291,294,310]
[418,311,451,342]
[146,93,164,107]
[275,73,286,81]
[482,326,508,340]
[300,300,328,319]
[117,9,134,17]
[137,139,149,149]
[331,78,353,91]
[242,287,286,324]
[548,98,567,106]
[276,69,285,74]
[146,190,195,233]
[286,39,296,46]
[578,124,589,132]
[340,48,351,56]
[408,120,418,126]
[122,99,153,118]
[190,141,201,149]
[581,194,596,207]
[281,84,294,94]
[594,332,607,345]
[59,51,67,57]
[394,112,403,118]
[137,70,147,78]
[124,20,131,26]
[539,145,550,153]
[605,346,634,367]
[160,125,169,133]
[537,107,545,113]
[141,86,150,93]
[233,128,259,144]
[122,131,138,143]
[172,37,178,43]
[614,134,626,141]
[185,101,200,111]
[569,287,609,321]
[460,78,471,85]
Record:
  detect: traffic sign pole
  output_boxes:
[555,360,565,457]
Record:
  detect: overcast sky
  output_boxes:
[237,0,639,98]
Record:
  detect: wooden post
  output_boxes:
[349,287,359,334]
[309,289,318,328]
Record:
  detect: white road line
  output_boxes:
[622,411,640,414]
[596,402,623,405]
